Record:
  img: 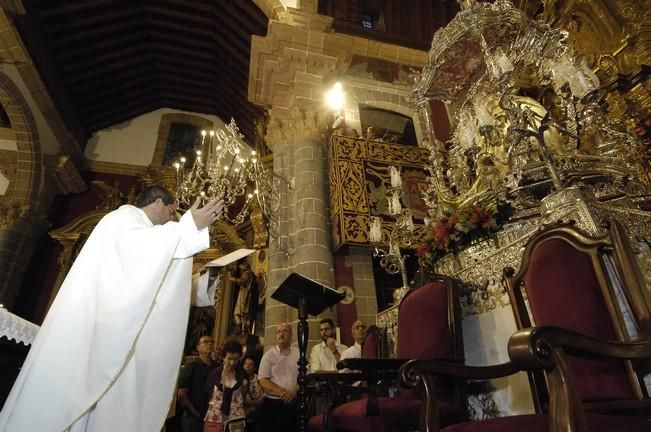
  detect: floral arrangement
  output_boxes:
[416,200,514,264]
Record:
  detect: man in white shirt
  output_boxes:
[309,318,347,372]
[258,322,300,431]
[340,320,367,364]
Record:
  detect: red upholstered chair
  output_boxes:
[503,220,651,414]
[309,275,465,432]
[306,328,381,430]
[398,325,651,432]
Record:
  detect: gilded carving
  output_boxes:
[0,203,48,231]
[250,200,269,249]
[339,161,368,213]
[328,134,429,250]
[265,105,331,150]
[0,203,31,230]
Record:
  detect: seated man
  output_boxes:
[309,318,347,373]
[258,323,300,431]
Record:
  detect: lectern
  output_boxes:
[272,273,345,432]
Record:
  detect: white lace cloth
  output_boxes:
[0,307,40,345]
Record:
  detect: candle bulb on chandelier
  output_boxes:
[389,193,402,215]
[174,162,180,184]
[369,216,382,243]
[390,166,402,188]
[406,213,414,232]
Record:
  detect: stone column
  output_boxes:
[0,205,49,309]
[263,106,335,349]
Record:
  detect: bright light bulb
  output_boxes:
[251,158,257,163]
[200,191,206,196]
[325,81,345,111]
[196,150,202,156]
[180,157,186,163]
[216,145,222,151]
[254,189,259,194]
[251,150,257,156]
[209,130,215,136]
[201,130,207,136]
[248,193,253,199]
[234,148,240,154]
[173,162,180,169]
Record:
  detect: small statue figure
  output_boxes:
[91,180,125,210]
[232,262,259,335]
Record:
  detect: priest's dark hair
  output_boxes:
[134,185,175,208]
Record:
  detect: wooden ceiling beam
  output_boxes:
[65,54,157,86]
[145,18,249,65]
[37,0,133,19]
[60,43,152,75]
[67,56,246,95]
[53,32,146,62]
[42,8,141,35]
[143,4,215,28]
[52,19,142,47]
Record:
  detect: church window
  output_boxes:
[163,122,202,166]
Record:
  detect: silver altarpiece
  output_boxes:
[378,0,651,418]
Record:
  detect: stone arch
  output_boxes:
[0,71,42,206]
[253,0,286,21]
[346,85,425,143]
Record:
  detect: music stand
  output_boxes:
[272,273,345,432]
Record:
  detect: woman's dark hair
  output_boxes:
[220,339,243,357]
[134,185,175,208]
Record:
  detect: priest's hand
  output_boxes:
[189,197,224,230]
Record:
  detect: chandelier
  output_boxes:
[368,166,415,303]
[172,118,274,225]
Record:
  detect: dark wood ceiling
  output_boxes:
[10,0,268,149]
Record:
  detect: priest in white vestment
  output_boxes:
[0,186,223,432]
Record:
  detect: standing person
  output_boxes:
[204,340,247,432]
[178,335,218,432]
[258,323,300,431]
[0,186,223,432]
[309,318,347,372]
[242,356,264,432]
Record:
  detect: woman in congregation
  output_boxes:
[204,340,248,432]
[242,355,264,432]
